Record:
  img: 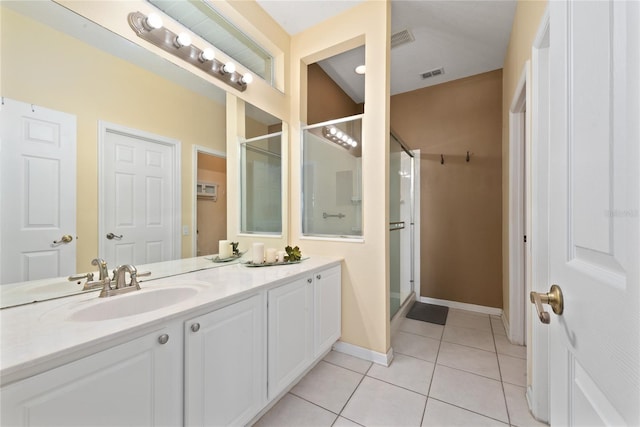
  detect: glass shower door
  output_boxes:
[389,133,414,319]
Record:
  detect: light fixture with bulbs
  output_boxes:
[322,126,358,149]
[128,11,251,92]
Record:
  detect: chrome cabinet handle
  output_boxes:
[191,323,200,333]
[53,234,73,245]
[106,232,123,240]
[158,334,170,345]
[530,285,564,324]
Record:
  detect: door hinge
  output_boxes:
[524,235,527,243]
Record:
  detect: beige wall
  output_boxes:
[391,70,503,308]
[290,0,392,355]
[1,7,226,272]
[501,0,548,324]
[307,63,364,125]
[196,154,227,256]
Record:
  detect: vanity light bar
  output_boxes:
[128,11,251,92]
[322,126,358,148]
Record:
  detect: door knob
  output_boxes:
[530,284,564,324]
[106,232,123,240]
[53,234,73,244]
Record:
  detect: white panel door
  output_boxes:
[548,1,639,425]
[0,98,76,284]
[102,126,177,267]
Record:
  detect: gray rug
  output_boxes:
[406,302,449,325]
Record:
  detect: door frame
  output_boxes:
[507,64,530,346]
[192,145,226,257]
[98,121,181,261]
[527,7,551,423]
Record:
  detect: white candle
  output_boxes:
[252,243,264,264]
[277,250,287,262]
[266,248,277,263]
[218,240,232,259]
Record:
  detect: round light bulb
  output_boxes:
[175,32,192,47]
[241,72,253,84]
[329,127,337,135]
[223,62,236,74]
[144,13,163,30]
[200,48,215,62]
[336,131,344,139]
[355,64,366,75]
[341,135,348,142]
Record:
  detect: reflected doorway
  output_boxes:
[195,150,226,256]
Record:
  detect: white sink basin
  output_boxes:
[68,286,201,322]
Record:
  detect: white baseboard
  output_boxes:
[418,296,503,317]
[501,312,511,339]
[332,340,394,367]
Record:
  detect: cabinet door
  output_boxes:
[184,294,266,427]
[267,276,313,399]
[314,265,342,357]
[1,324,183,427]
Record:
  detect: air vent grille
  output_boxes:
[391,29,415,49]
[421,67,445,79]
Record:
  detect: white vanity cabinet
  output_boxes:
[184,294,266,427]
[267,265,341,399]
[0,323,183,427]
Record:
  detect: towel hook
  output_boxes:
[440,154,444,165]
[466,151,470,162]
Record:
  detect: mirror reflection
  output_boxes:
[0,1,282,307]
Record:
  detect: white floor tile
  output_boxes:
[422,398,508,427]
[341,377,427,427]
[429,365,509,423]
[367,353,435,395]
[391,331,440,362]
[446,310,492,332]
[253,393,337,427]
[324,350,372,374]
[332,416,363,427]
[494,334,526,359]
[491,316,507,336]
[442,324,496,352]
[291,361,363,413]
[436,341,500,380]
[503,383,548,427]
[498,354,527,387]
[398,318,445,340]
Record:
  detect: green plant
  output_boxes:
[284,245,302,262]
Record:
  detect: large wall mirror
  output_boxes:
[0,1,282,307]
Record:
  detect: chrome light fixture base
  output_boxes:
[128,11,247,92]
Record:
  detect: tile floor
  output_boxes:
[254,308,547,427]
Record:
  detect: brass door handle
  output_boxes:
[530,284,564,324]
[53,234,73,245]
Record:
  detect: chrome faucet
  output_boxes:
[98,264,150,298]
[68,257,109,290]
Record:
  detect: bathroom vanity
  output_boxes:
[0,256,342,426]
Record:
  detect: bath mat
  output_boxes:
[406,302,449,325]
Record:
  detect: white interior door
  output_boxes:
[100,123,179,268]
[547,1,639,425]
[0,98,76,284]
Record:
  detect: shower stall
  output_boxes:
[389,132,416,319]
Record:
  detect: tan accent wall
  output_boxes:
[391,70,503,308]
[196,154,227,256]
[307,63,364,125]
[501,0,548,324]
[1,7,226,272]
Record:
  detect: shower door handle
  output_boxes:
[389,221,405,231]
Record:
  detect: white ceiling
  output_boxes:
[256,0,517,103]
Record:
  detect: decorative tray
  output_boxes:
[241,257,308,267]
[208,251,246,263]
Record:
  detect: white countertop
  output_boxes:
[0,255,341,385]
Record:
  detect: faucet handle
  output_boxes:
[68,272,95,282]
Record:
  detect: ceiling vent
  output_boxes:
[420,67,445,79]
[391,29,415,49]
